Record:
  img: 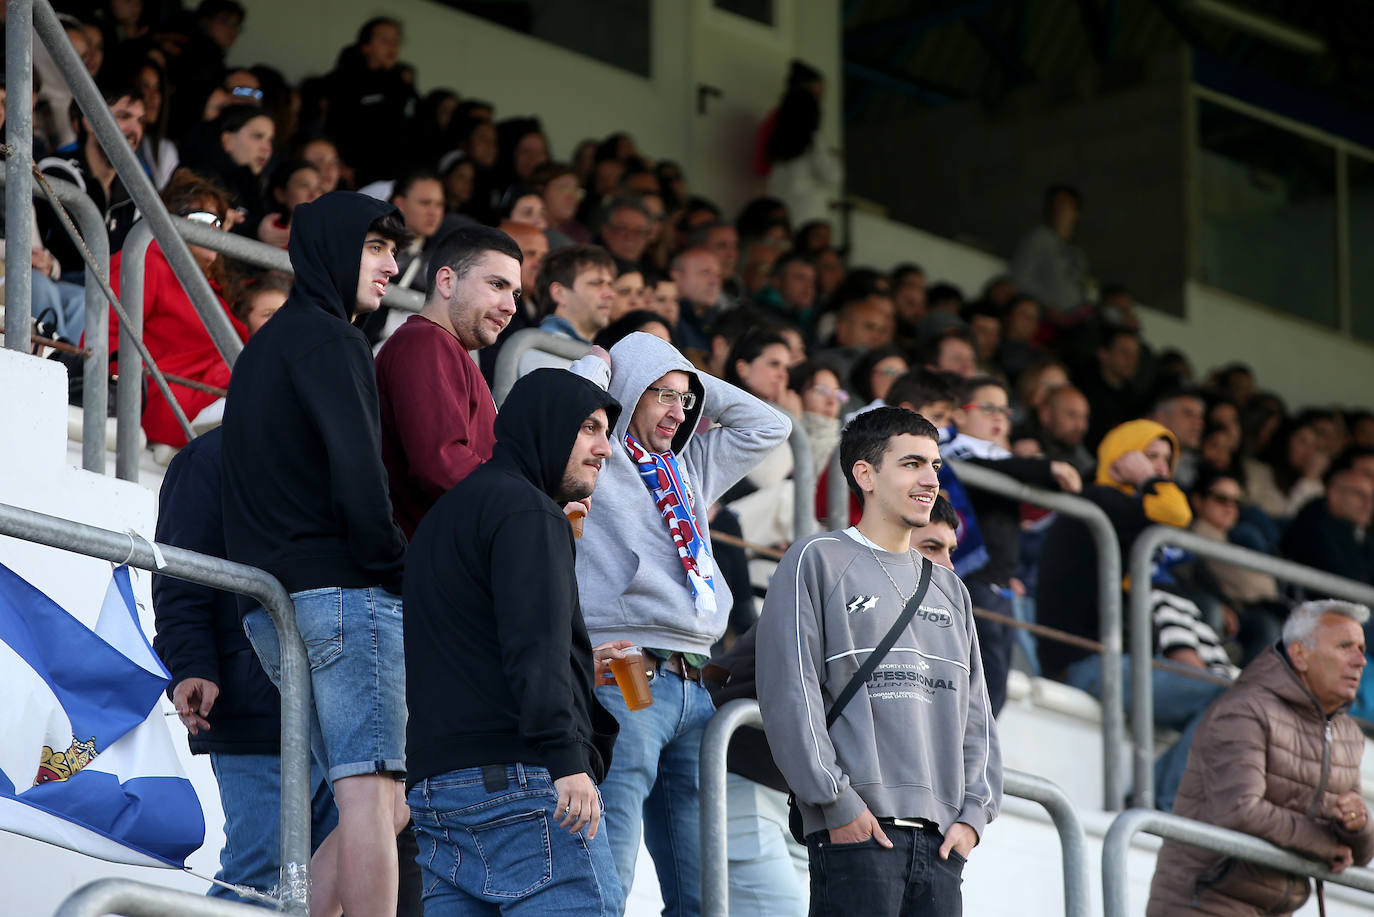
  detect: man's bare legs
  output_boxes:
[309,775,409,917]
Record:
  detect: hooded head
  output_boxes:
[1096,419,1180,492]
[287,191,408,321]
[494,368,622,500]
[606,332,705,455]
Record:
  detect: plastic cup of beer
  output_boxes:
[568,509,586,539]
[609,648,653,711]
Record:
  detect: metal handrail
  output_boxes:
[4,0,35,353]
[0,170,111,473]
[1102,807,1374,916]
[0,502,312,915]
[490,327,595,407]
[699,701,1092,917]
[785,411,818,543]
[1126,525,1374,808]
[54,878,264,917]
[945,458,1128,809]
[29,0,240,371]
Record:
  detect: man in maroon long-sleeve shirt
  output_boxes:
[376,226,524,537]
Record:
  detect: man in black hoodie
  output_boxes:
[222,191,411,917]
[405,368,624,914]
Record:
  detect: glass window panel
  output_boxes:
[1349,155,1374,341]
[1195,98,1338,328]
[438,0,651,77]
[714,0,775,26]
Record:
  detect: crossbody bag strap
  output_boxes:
[824,556,933,729]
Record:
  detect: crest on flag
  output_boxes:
[0,562,205,868]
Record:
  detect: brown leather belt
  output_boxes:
[655,652,705,684]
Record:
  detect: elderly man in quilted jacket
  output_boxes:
[1147,600,1374,916]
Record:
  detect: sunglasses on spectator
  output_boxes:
[1206,491,1242,507]
[230,86,264,101]
[178,209,224,229]
[809,384,850,404]
[962,402,1012,418]
[646,386,696,411]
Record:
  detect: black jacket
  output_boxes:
[1283,499,1374,586]
[1036,482,1167,677]
[152,428,280,754]
[37,150,138,279]
[404,368,622,789]
[221,192,406,603]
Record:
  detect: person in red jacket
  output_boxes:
[108,168,248,448]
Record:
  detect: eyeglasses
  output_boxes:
[646,386,696,411]
[962,402,1012,418]
[179,209,224,229]
[1205,492,1242,507]
[809,384,850,404]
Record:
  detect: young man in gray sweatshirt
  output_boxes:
[571,331,791,915]
[756,407,1002,917]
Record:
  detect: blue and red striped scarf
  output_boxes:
[625,432,716,615]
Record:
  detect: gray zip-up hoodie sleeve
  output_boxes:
[756,535,869,830]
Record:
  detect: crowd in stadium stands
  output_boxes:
[8,2,1374,914]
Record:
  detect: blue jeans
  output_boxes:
[1063,654,1227,810]
[206,753,337,907]
[807,825,964,916]
[594,667,716,916]
[726,774,808,916]
[31,270,86,341]
[408,764,621,916]
[243,586,407,784]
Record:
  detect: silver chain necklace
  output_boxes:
[864,541,919,605]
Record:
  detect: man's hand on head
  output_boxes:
[1109,450,1155,488]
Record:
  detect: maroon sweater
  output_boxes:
[377,315,498,538]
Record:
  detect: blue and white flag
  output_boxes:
[0,562,205,867]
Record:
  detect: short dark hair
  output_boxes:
[392,168,440,201]
[366,212,413,249]
[197,0,244,21]
[535,245,615,317]
[216,104,268,137]
[789,357,843,394]
[771,249,811,278]
[850,345,908,404]
[887,369,958,410]
[840,406,940,505]
[892,263,925,286]
[1044,183,1082,211]
[926,494,959,530]
[916,327,974,367]
[595,310,672,350]
[1191,465,1244,502]
[959,374,1007,405]
[425,225,523,293]
[725,329,789,389]
[1326,447,1374,488]
[358,16,401,44]
[925,283,964,311]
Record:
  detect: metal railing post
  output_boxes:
[787,413,817,542]
[1126,525,1374,809]
[1102,807,1374,917]
[0,502,311,915]
[0,171,113,472]
[31,0,243,369]
[116,222,153,481]
[946,459,1126,808]
[54,877,264,917]
[491,328,596,407]
[1002,771,1093,917]
[701,701,1091,917]
[4,0,35,353]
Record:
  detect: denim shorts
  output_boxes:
[243,586,407,784]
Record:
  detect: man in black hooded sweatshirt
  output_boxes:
[222,190,412,917]
[404,367,625,915]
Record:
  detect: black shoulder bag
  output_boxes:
[787,555,934,843]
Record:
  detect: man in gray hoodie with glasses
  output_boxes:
[570,331,790,915]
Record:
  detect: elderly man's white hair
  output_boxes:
[1282,599,1371,649]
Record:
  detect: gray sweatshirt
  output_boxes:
[756,528,1002,839]
[571,332,791,655]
